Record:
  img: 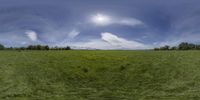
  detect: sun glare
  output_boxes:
[92,14,111,26]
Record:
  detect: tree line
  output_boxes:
[154,42,200,50]
[0,44,71,50]
[1,42,200,51]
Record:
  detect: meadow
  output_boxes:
[0,50,200,100]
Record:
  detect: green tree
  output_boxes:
[160,45,170,50]
[196,45,200,50]
[65,46,71,50]
[0,44,5,50]
[44,45,49,50]
[178,42,189,50]
[170,46,177,50]
[154,48,160,51]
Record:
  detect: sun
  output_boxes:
[91,14,111,26]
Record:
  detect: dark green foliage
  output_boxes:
[155,42,200,51]
[51,46,71,50]
[196,45,200,50]
[44,45,50,50]
[178,42,197,50]
[3,45,70,50]
[170,46,177,50]
[154,48,160,51]
[160,45,170,50]
[178,42,199,50]
[27,45,50,50]
[0,43,4,50]
[178,42,190,50]
[65,46,71,50]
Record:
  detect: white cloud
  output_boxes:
[68,29,80,38]
[25,30,38,41]
[91,13,143,27]
[68,32,149,50]
[101,32,146,49]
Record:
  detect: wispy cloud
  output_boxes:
[68,29,80,38]
[69,32,149,50]
[118,18,143,26]
[25,30,38,41]
[153,32,200,47]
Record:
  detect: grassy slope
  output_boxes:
[0,50,200,100]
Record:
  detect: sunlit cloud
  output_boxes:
[92,14,111,26]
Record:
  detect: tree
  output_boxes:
[0,44,4,50]
[19,47,26,50]
[27,45,33,50]
[154,42,200,51]
[178,42,190,50]
[196,45,200,50]
[36,45,42,50]
[44,45,49,50]
[65,46,71,50]
[27,45,49,50]
[160,45,170,50]
[170,46,177,50]
[188,43,196,50]
[154,48,160,51]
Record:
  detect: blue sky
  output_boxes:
[0,0,200,49]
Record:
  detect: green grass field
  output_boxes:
[0,50,200,100]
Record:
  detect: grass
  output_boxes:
[0,50,200,100]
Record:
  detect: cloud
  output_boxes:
[68,29,80,38]
[0,31,42,47]
[91,13,143,27]
[25,30,38,41]
[101,32,146,49]
[68,32,148,50]
[91,14,111,26]
[119,18,143,26]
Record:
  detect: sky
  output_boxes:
[0,0,200,49]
